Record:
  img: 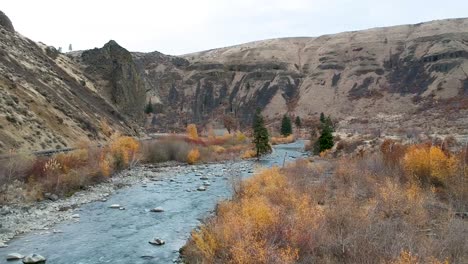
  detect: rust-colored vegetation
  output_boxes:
[182,141,468,264]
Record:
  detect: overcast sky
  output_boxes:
[3,0,468,55]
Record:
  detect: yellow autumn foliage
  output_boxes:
[110,136,140,168]
[187,148,200,164]
[187,124,199,140]
[403,145,458,185]
[189,167,302,264]
[241,149,257,159]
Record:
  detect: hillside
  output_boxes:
[1,11,467,153]
[135,18,468,135]
[0,11,138,153]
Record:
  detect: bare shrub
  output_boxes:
[142,138,190,163]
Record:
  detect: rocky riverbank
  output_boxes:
[0,162,193,244]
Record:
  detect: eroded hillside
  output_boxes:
[0,11,137,153]
[134,18,468,135]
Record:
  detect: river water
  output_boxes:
[0,141,305,263]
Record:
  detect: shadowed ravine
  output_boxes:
[0,141,306,264]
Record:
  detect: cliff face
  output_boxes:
[80,41,146,119]
[133,18,468,134]
[0,12,137,153]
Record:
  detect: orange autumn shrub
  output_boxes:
[99,149,112,177]
[187,148,200,164]
[187,124,199,140]
[185,168,306,264]
[241,149,257,159]
[110,136,140,169]
[403,145,458,186]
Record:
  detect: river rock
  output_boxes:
[71,214,80,218]
[197,186,206,191]
[22,254,46,263]
[0,242,8,248]
[200,176,209,180]
[44,193,59,201]
[58,205,71,211]
[203,181,211,186]
[109,204,121,209]
[149,238,165,246]
[6,253,24,260]
[150,207,164,212]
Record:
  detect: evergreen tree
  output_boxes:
[280,114,292,136]
[317,124,334,153]
[144,100,154,114]
[252,109,271,158]
[295,116,302,128]
[320,112,325,124]
[313,114,334,154]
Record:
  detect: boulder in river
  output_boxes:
[6,253,24,260]
[71,214,80,218]
[150,207,164,212]
[197,186,206,191]
[149,238,165,246]
[0,242,8,248]
[200,176,209,180]
[203,181,211,186]
[22,254,46,263]
[109,204,121,209]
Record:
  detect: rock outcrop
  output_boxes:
[80,40,146,119]
[0,10,14,32]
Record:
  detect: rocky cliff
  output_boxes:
[133,18,468,135]
[0,12,138,153]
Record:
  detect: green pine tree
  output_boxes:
[320,112,325,124]
[145,100,154,114]
[280,114,292,136]
[295,116,302,128]
[252,109,271,158]
[314,114,334,155]
[318,125,334,152]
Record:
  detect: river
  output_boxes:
[0,141,305,263]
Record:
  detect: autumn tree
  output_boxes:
[280,114,292,136]
[187,124,199,139]
[252,109,271,158]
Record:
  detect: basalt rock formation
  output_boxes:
[133,18,468,135]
